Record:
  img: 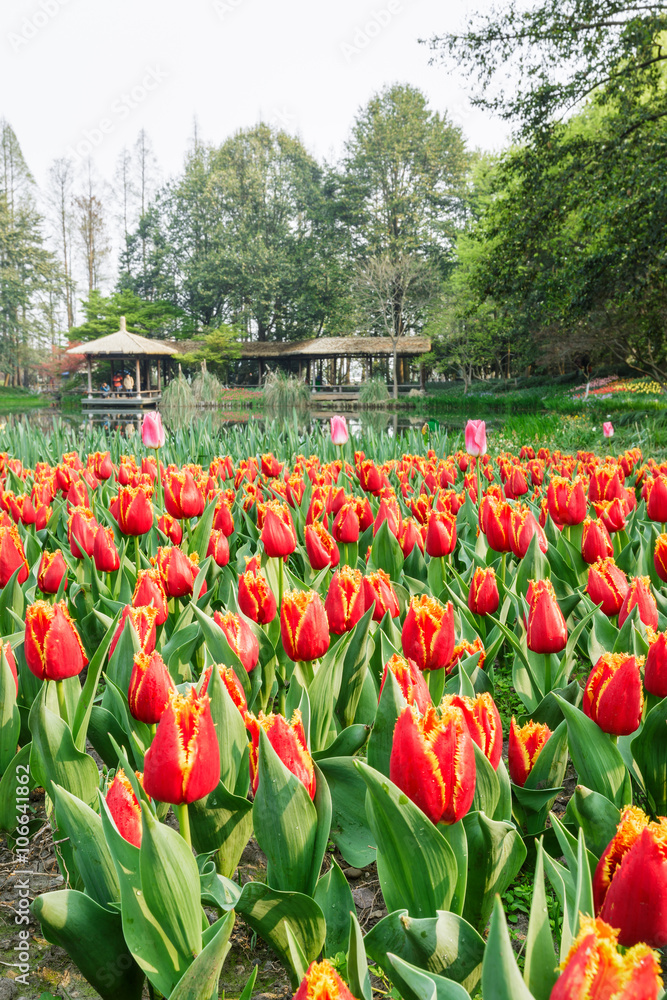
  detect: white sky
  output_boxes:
[1,0,510,188]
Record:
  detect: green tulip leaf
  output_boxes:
[481,897,535,1000]
[462,812,527,933]
[0,742,32,832]
[72,606,121,752]
[336,605,374,729]
[189,779,253,879]
[0,644,20,774]
[554,696,631,808]
[632,696,667,816]
[206,663,249,794]
[370,517,404,579]
[356,761,458,918]
[314,858,356,958]
[317,756,377,868]
[29,685,99,808]
[385,953,470,1000]
[52,783,119,909]
[347,910,372,1000]
[31,889,144,1000]
[563,785,620,859]
[471,743,500,818]
[367,668,406,777]
[523,841,558,1000]
[312,723,370,761]
[169,910,235,1000]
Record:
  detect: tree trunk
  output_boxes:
[392,344,398,400]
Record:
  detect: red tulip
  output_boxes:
[401,595,455,673]
[66,479,90,511]
[238,562,277,625]
[206,529,230,567]
[67,506,97,558]
[379,653,432,714]
[589,466,625,503]
[593,497,628,534]
[157,513,183,545]
[93,525,120,572]
[425,509,457,557]
[583,653,643,736]
[3,641,18,695]
[446,692,502,770]
[200,663,248,716]
[280,589,330,662]
[546,476,587,526]
[324,565,366,634]
[37,549,68,594]
[155,546,204,599]
[509,506,548,558]
[247,710,315,799]
[332,499,360,544]
[109,605,158,660]
[143,688,220,804]
[550,915,662,1000]
[508,717,552,787]
[305,521,340,570]
[468,566,499,615]
[362,569,400,622]
[390,704,476,825]
[357,459,384,495]
[585,557,629,616]
[106,769,145,848]
[647,475,667,523]
[213,610,259,672]
[128,649,175,724]
[213,495,234,536]
[164,469,205,520]
[294,961,356,1000]
[654,533,667,583]
[398,517,425,557]
[374,496,401,538]
[593,805,667,948]
[132,567,169,625]
[24,600,88,680]
[447,637,485,675]
[525,579,567,654]
[618,576,658,630]
[645,631,667,697]
[483,497,513,553]
[260,500,297,558]
[117,485,153,536]
[581,517,614,564]
[261,452,283,478]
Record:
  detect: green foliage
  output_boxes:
[263,369,310,409]
[358,377,389,407]
[68,288,185,343]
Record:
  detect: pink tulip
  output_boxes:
[603,422,614,439]
[330,415,348,446]
[142,412,165,449]
[465,419,487,457]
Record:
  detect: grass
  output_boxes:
[0,386,45,409]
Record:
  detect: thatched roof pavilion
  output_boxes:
[66,316,178,405]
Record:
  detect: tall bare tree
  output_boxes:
[74,160,109,296]
[47,157,76,328]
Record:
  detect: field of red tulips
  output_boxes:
[3,412,667,999]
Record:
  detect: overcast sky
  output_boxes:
[1,0,510,187]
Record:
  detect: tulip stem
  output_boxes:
[154,447,163,513]
[278,556,284,611]
[55,680,69,726]
[135,535,141,578]
[476,457,482,508]
[175,802,192,848]
[440,557,447,588]
[501,552,507,589]
[544,653,553,693]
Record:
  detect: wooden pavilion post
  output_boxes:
[135,358,141,398]
[258,359,263,387]
[86,357,93,398]
[157,359,162,392]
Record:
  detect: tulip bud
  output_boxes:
[260,500,297,558]
[280,589,330,662]
[67,506,98,559]
[128,650,175,725]
[213,610,259,672]
[589,466,625,503]
[483,497,513,553]
[390,704,476,825]
[141,411,165,449]
[509,506,548,558]
[362,569,400,622]
[425,509,457,557]
[593,805,667,949]
[618,576,658,630]
[206,528,230,568]
[143,688,220,804]
[508,717,552,787]
[645,631,667,697]
[132,568,169,625]
[398,517,425,557]
[401,595,455,673]
[200,664,248,716]
[592,497,628,534]
[37,549,68,594]
[247,710,315,799]
[468,566,499,615]
[357,459,384,495]
[647,474,667,524]
[305,521,340,570]
[213,495,234,536]
[585,557,629,616]
[550,915,662,1000]
[504,464,529,500]
[546,476,587,526]
[330,416,349,446]
[24,600,88,680]
[374,496,402,538]
[117,485,154,536]
[379,654,431,714]
[324,565,366,634]
[445,692,503,770]
[583,653,644,736]
[157,512,183,545]
[581,517,614,564]
[447,637,485,675]
[109,605,158,661]
[93,525,120,572]
[654,533,667,583]
[465,419,486,457]
[164,469,205,520]
[106,769,146,848]
[88,450,113,480]
[3,641,18,695]
[332,499,360,544]
[238,562,277,625]
[525,579,567,654]
[155,545,203,599]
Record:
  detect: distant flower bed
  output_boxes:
[572,376,664,398]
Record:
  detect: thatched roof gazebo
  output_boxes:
[66,316,178,409]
